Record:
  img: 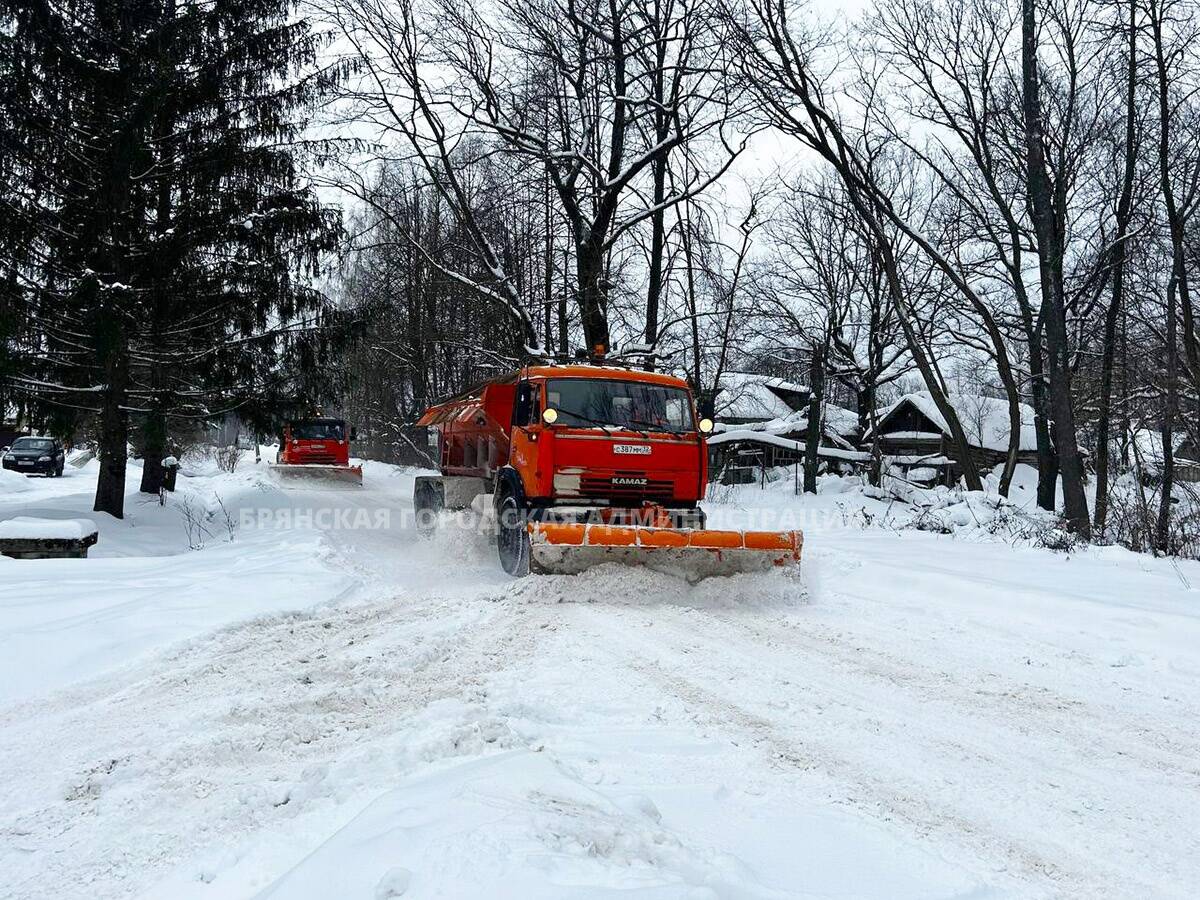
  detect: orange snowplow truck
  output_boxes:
[271,417,363,486]
[414,364,802,579]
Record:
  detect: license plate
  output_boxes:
[613,444,651,455]
[17,460,32,466]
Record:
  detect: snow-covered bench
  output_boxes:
[0,517,99,559]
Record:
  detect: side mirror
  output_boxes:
[350,427,358,441]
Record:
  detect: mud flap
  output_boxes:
[528,524,802,581]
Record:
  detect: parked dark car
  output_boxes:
[2,436,66,477]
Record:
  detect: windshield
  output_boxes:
[291,422,344,441]
[546,378,695,433]
[12,438,53,451]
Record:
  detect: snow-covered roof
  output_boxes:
[1129,428,1199,471]
[714,402,860,448]
[713,372,809,421]
[706,428,869,462]
[869,392,1038,453]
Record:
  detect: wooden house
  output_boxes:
[865,392,1038,486]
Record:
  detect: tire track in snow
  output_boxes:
[0,589,553,900]
[701,602,1200,777]
[562,595,1196,900]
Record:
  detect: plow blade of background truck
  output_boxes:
[268,464,363,488]
[528,524,802,580]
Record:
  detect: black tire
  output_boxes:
[497,493,531,577]
[414,481,443,538]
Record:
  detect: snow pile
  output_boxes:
[0,468,32,494]
[66,447,95,467]
[0,517,97,540]
[508,560,807,611]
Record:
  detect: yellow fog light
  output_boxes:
[542,407,559,424]
[698,418,714,434]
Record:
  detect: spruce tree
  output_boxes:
[0,0,346,516]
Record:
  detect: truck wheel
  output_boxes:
[414,481,443,538]
[497,493,530,577]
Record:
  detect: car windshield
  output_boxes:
[292,422,344,441]
[12,438,53,451]
[545,378,695,433]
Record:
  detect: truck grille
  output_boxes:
[294,453,339,465]
[580,472,675,502]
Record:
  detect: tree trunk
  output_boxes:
[644,156,668,368]
[856,384,875,439]
[803,345,825,493]
[1152,0,1189,551]
[559,247,570,356]
[577,237,610,353]
[94,336,129,519]
[998,381,1021,497]
[1095,0,1138,535]
[643,12,670,369]
[1022,0,1090,536]
[138,408,167,494]
[1029,346,1058,511]
[1157,277,1179,552]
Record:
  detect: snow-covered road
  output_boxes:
[1,460,1197,899]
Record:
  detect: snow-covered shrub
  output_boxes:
[214,444,241,474]
[1096,475,1200,558]
[1033,523,1082,553]
[908,506,953,534]
[705,479,738,505]
[1099,475,1158,553]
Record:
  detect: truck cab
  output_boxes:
[506,367,709,512]
[277,418,355,467]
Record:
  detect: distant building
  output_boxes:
[865,392,1038,486]
[1130,429,1200,484]
[707,401,865,483]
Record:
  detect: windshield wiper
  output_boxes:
[555,409,652,439]
[622,417,691,435]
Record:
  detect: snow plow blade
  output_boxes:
[268,464,363,488]
[528,523,802,580]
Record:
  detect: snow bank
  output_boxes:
[0,468,32,494]
[0,459,360,704]
[0,528,353,705]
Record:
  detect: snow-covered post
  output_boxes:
[161,456,179,499]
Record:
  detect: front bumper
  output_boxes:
[2,458,54,474]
